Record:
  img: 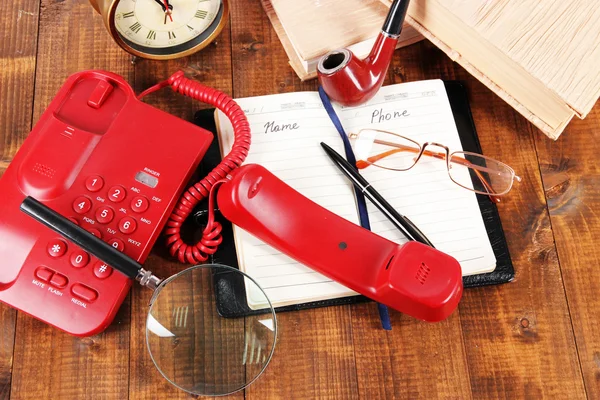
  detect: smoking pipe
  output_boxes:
[317,0,411,106]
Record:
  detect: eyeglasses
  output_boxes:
[349,129,521,202]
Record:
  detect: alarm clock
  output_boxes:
[89,0,229,60]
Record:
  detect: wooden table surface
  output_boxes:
[2,1,600,399]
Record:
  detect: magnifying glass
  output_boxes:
[20,197,277,396]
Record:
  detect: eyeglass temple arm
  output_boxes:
[356,144,502,203]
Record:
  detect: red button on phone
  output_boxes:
[68,217,79,226]
[85,175,104,192]
[71,284,98,302]
[87,228,103,239]
[73,196,92,214]
[35,267,54,282]
[50,273,68,288]
[95,206,114,224]
[93,261,113,279]
[70,250,90,268]
[108,238,125,251]
[118,216,137,234]
[131,196,149,213]
[108,185,126,203]
[47,239,67,257]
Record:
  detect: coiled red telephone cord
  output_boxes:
[138,71,250,264]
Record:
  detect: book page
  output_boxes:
[336,79,496,275]
[217,92,359,308]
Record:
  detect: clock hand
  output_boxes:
[152,0,167,12]
[162,0,173,23]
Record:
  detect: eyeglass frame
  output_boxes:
[348,129,521,203]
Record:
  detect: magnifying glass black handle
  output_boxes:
[20,196,141,279]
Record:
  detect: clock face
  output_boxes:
[113,0,223,56]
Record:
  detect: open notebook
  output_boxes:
[216,80,496,309]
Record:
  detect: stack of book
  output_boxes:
[261,0,423,80]
[378,0,600,140]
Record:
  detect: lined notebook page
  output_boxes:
[216,80,495,309]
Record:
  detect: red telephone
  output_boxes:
[0,70,249,336]
[2,69,462,337]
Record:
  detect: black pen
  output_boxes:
[321,142,435,248]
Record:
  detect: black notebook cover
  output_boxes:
[191,81,514,316]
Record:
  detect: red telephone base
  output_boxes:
[0,71,213,336]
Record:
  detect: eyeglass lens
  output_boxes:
[448,151,515,196]
[354,129,421,170]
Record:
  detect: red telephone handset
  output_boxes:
[217,164,463,322]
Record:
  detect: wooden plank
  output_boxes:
[443,51,587,398]
[230,0,360,398]
[534,104,600,398]
[9,1,133,399]
[0,1,40,398]
[0,0,39,174]
[351,41,473,400]
[127,20,240,400]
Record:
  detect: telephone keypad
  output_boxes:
[47,239,67,257]
[39,174,152,303]
[73,196,92,214]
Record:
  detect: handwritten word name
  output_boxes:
[264,121,299,134]
[371,108,410,124]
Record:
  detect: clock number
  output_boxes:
[195,10,208,19]
[168,31,176,40]
[147,30,157,40]
[129,22,142,34]
[122,11,135,18]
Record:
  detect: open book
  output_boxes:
[216,80,496,309]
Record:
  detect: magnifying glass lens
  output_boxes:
[146,264,276,396]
